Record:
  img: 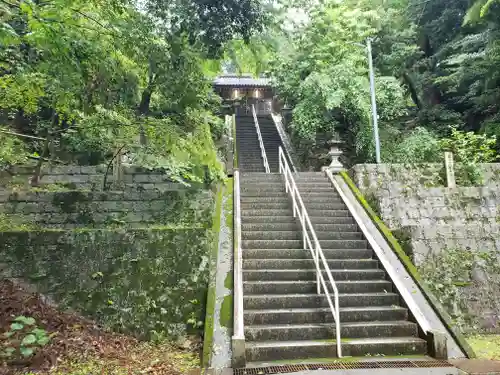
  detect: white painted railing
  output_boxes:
[271,113,298,173]
[232,170,245,364]
[252,104,270,173]
[278,147,342,357]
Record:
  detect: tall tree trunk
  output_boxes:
[138,87,153,115]
[402,72,422,109]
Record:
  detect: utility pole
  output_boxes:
[366,38,381,164]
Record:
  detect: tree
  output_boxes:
[0,0,257,184]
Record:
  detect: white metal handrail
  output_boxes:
[252,104,270,173]
[278,146,342,358]
[271,113,297,173]
[233,170,244,343]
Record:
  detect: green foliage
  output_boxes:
[0,0,261,183]
[440,128,498,164]
[1,316,52,359]
[382,127,441,163]
[269,0,412,164]
[440,128,498,185]
[0,129,29,169]
[267,0,500,166]
[420,248,500,333]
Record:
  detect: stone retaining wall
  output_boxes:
[352,163,500,264]
[352,163,500,331]
[0,228,212,339]
[0,189,213,228]
[1,165,194,191]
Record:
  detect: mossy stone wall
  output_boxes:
[352,163,500,263]
[0,228,212,339]
[1,165,201,191]
[0,189,213,228]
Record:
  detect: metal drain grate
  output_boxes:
[416,360,453,368]
[233,360,453,375]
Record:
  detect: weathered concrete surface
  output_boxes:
[210,182,233,369]
[450,359,500,374]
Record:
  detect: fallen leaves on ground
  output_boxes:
[0,279,200,375]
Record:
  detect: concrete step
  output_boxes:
[243,293,400,309]
[306,209,352,217]
[303,202,347,210]
[242,209,293,217]
[239,191,288,197]
[243,280,392,294]
[302,196,344,204]
[245,321,418,341]
[242,239,368,249]
[241,187,287,194]
[241,202,291,210]
[299,187,338,193]
[297,183,333,190]
[245,337,427,362]
[242,216,296,224]
[243,259,378,270]
[243,248,372,260]
[243,269,385,281]
[244,306,409,325]
[241,179,284,185]
[242,223,300,231]
[241,215,356,225]
[240,174,283,180]
[309,216,355,224]
[241,231,363,241]
[300,191,344,203]
[242,223,358,232]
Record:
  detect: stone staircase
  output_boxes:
[240,172,427,364]
[236,116,265,172]
[235,115,286,173]
[258,116,286,173]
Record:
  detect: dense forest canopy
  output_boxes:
[1,0,499,177]
[229,0,500,167]
[0,0,265,184]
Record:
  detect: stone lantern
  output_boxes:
[322,134,344,173]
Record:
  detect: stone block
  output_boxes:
[147,174,166,183]
[134,174,153,183]
[79,166,99,174]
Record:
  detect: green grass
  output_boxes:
[467,335,500,360]
[339,171,476,359]
[201,184,224,367]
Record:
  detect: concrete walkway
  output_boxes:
[450,359,500,374]
[279,369,458,375]
[210,183,233,369]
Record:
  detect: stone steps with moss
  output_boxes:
[239,172,427,364]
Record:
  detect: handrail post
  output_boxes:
[316,245,321,295]
[232,170,246,367]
